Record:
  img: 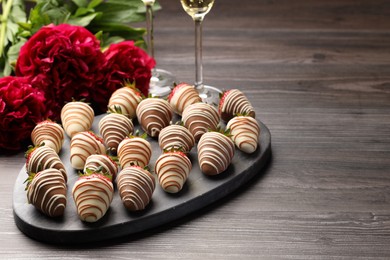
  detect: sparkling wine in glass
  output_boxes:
[142,0,176,97]
[180,0,221,105]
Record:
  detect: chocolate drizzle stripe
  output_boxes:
[84,155,118,177]
[31,123,65,153]
[117,168,155,210]
[136,99,173,137]
[158,125,195,152]
[72,178,113,222]
[222,90,252,113]
[27,146,67,181]
[227,117,260,153]
[26,168,67,217]
[118,138,152,168]
[70,132,106,169]
[155,154,191,193]
[182,103,220,141]
[108,88,141,118]
[61,103,94,137]
[170,85,201,115]
[99,114,134,150]
[198,132,235,174]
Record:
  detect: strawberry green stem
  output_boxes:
[0,0,14,57]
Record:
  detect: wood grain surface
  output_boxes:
[1,0,390,258]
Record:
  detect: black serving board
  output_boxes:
[13,114,271,244]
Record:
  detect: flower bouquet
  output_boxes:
[0,0,159,151]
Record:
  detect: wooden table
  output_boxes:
[1,0,390,258]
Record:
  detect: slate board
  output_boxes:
[13,114,271,244]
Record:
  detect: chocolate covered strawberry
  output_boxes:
[25,145,67,182]
[155,148,192,193]
[31,120,65,153]
[158,124,195,152]
[117,165,156,211]
[117,133,152,169]
[182,102,220,142]
[70,131,106,170]
[61,101,94,138]
[84,154,118,181]
[197,130,235,175]
[26,168,67,217]
[218,89,255,122]
[136,97,173,138]
[168,83,201,115]
[226,115,260,153]
[98,107,134,154]
[108,84,143,119]
[72,173,114,223]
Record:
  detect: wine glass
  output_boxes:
[142,0,176,97]
[180,0,221,105]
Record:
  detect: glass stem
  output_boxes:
[145,4,156,75]
[145,4,154,58]
[194,19,204,91]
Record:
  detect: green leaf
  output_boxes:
[17,30,31,38]
[104,36,125,46]
[68,12,100,27]
[6,22,18,46]
[2,61,12,77]
[94,30,103,41]
[96,32,125,50]
[88,0,103,9]
[0,0,27,68]
[7,38,25,65]
[94,2,146,24]
[28,2,71,33]
[89,22,145,40]
[17,22,31,31]
[2,38,26,76]
[72,0,88,8]
[74,7,95,17]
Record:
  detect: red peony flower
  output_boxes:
[0,76,47,151]
[15,24,105,121]
[97,41,155,109]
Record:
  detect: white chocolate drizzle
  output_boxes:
[61,102,94,138]
[70,132,106,170]
[198,132,235,175]
[72,175,114,223]
[84,154,118,180]
[136,98,173,138]
[31,121,65,153]
[26,146,67,182]
[117,167,155,211]
[108,87,142,119]
[182,102,220,142]
[155,153,192,193]
[158,124,195,152]
[27,168,67,217]
[227,116,260,154]
[98,113,134,153]
[219,89,255,121]
[117,137,152,168]
[169,84,201,115]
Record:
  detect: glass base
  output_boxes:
[197,85,222,108]
[149,68,176,97]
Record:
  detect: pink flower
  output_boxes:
[97,41,155,108]
[15,24,105,120]
[0,76,46,151]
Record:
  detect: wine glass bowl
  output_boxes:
[180,0,215,21]
[180,0,221,106]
